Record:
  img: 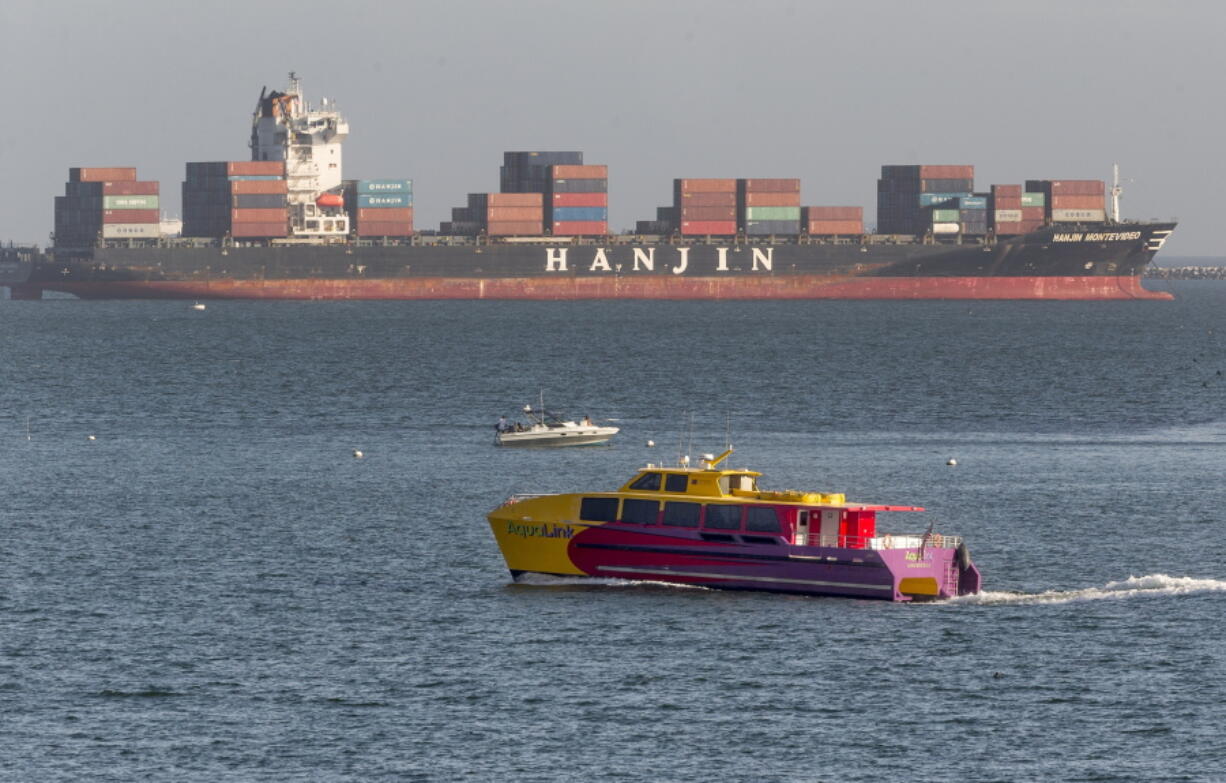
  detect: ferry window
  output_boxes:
[580,497,619,522]
[665,474,689,492]
[704,505,742,530]
[745,506,782,533]
[629,472,661,491]
[621,498,659,525]
[663,501,701,527]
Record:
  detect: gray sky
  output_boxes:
[3,0,1223,255]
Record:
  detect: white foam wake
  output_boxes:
[511,573,709,590]
[947,574,1226,606]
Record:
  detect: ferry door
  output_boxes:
[819,510,840,547]
[794,511,810,546]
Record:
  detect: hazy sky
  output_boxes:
[3,0,1223,255]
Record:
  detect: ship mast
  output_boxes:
[1110,163,1123,223]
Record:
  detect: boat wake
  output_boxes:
[947,574,1226,606]
[511,573,709,591]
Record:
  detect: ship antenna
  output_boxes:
[1110,163,1123,223]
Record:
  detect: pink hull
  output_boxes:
[26,274,1172,301]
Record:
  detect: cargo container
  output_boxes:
[67,180,159,196]
[101,223,160,238]
[552,206,608,222]
[550,165,607,179]
[1051,209,1107,222]
[744,206,801,221]
[674,178,737,193]
[932,223,960,234]
[231,180,288,195]
[70,167,137,183]
[103,195,159,210]
[356,179,412,194]
[1021,193,1045,207]
[231,208,289,223]
[680,220,737,236]
[357,193,412,208]
[739,178,801,193]
[551,193,607,208]
[680,206,737,221]
[676,191,737,207]
[103,209,159,224]
[475,193,543,207]
[994,209,1023,223]
[547,179,608,194]
[931,209,960,223]
[487,221,544,237]
[918,193,970,207]
[231,222,289,238]
[743,192,802,207]
[356,207,413,223]
[230,194,287,209]
[803,206,863,221]
[487,206,544,222]
[1049,195,1106,210]
[550,221,607,235]
[806,220,863,235]
[991,184,1022,197]
[745,220,800,235]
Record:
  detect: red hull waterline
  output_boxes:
[17,275,1173,301]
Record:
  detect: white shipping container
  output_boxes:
[1051,209,1106,222]
[932,222,960,234]
[994,209,1023,222]
[102,223,161,239]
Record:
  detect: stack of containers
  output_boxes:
[344,179,413,237]
[471,193,543,236]
[54,168,160,245]
[738,179,801,236]
[183,161,287,238]
[501,151,583,193]
[877,165,975,234]
[1024,180,1105,223]
[674,179,737,235]
[548,164,608,235]
[802,207,863,236]
[958,195,988,235]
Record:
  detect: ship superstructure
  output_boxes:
[250,72,349,239]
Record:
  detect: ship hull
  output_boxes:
[13,221,1176,300]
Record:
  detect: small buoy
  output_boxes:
[87,435,96,441]
[646,439,655,447]
[946,458,957,466]
[353,449,364,459]
[191,302,206,311]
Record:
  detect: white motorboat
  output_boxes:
[495,402,618,447]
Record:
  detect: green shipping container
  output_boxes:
[931,209,960,222]
[1020,193,1045,207]
[743,206,801,221]
[103,195,160,209]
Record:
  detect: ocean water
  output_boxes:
[2,282,1225,782]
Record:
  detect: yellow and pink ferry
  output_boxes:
[487,449,981,601]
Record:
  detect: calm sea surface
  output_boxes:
[3,282,1225,782]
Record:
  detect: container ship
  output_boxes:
[2,74,1176,301]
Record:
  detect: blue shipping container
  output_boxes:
[918,192,971,207]
[745,220,801,235]
[958,196,988,209]
[357,179,413,195]
[551,206,608,222]
[357,193,413,208]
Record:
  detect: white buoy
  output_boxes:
[946,458,957,466]
[646,439,655,447]
[353,449,364,459]
[192,302,206,311]
[87,435,96,441]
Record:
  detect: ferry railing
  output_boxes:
[794,533,963,550]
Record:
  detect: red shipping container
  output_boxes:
[994,221,1024,235]
[99,181,159,195]
[227,161,286,177]
[1050,194,1105,210]
[70,167,137,182]
[919,165,974,179]
[550,164,608,179]
[551,192,607,207]
[231,222,288,238]
[487,206,544,221]
[1021,207,1044,220]
[231,208,288,223]
[1048,180,1105,195]
[740,178,801,192]
[992,197,1022,209]
[102,209,159,223]
[744,192,802,207]
[487,221,544,236]
[356,222,413,237]
[487,193,542,207]
[675,178,737,192]
[357,207,413,223]
[676,192,737,206]
[231,180,288,195]
[804,206,863,220]
[680,206,737,221]
[991,184,1022,197]
[680,220,737,235]
[806,220,863,235]
[550,220,607,235]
